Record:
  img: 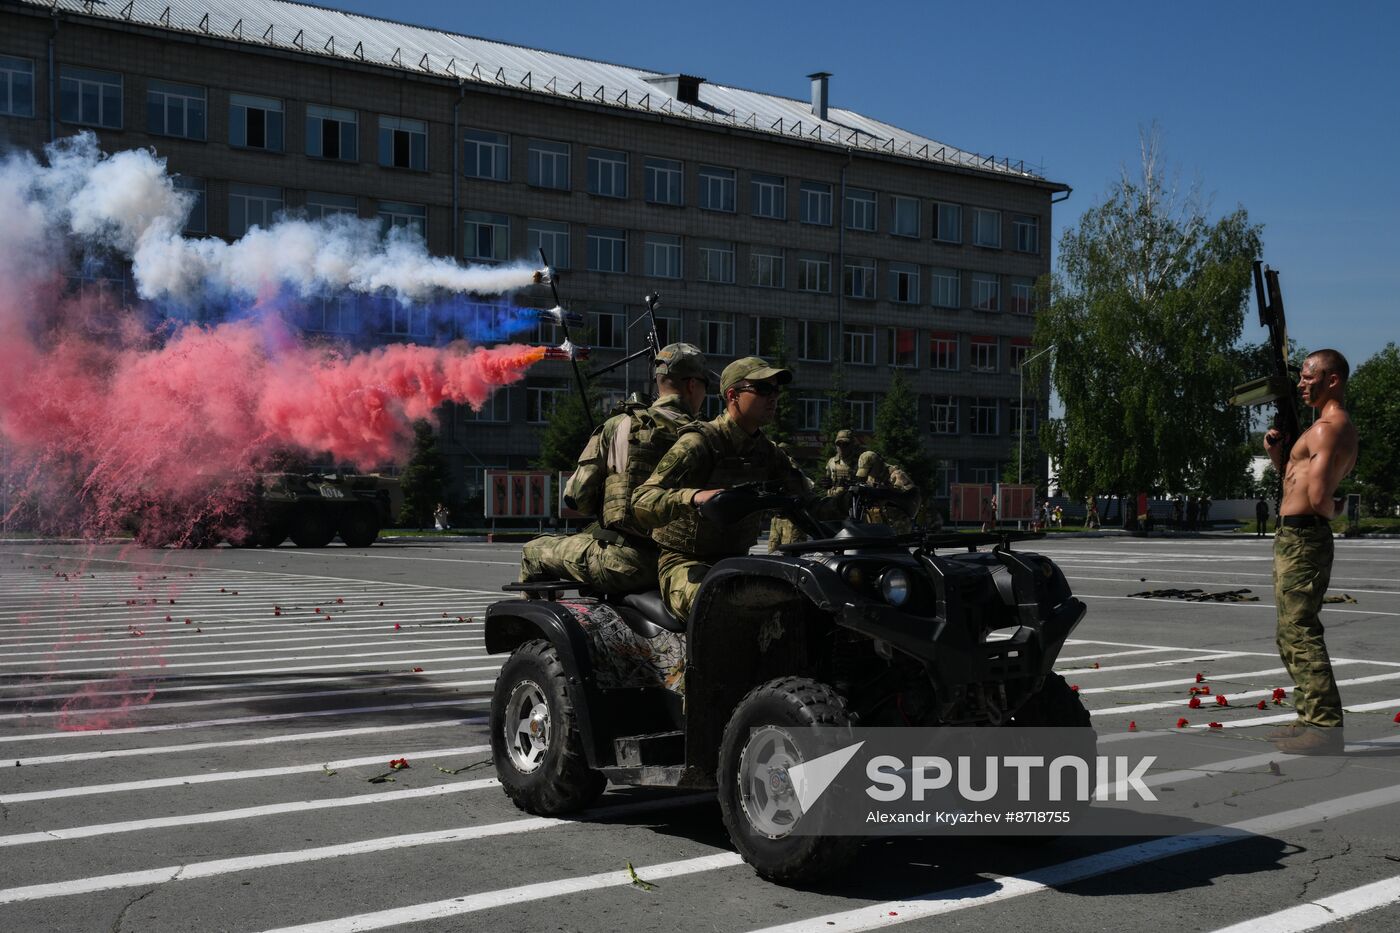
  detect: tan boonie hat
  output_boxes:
[719,356,793,395]
[654,343,718,386]
[834,429,853,443]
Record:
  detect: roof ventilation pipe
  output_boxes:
[808,71,831,121]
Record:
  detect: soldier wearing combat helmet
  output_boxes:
[826,429,892,523]
[633,356,846,621]
[519,343,715,593]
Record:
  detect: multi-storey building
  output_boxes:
[1,0,1068,507]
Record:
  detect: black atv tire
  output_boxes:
[490,639,606,815]
[337,505,380,548]
[288,507,336,548]
[1010,672,1092,728]
[718,677,860,885]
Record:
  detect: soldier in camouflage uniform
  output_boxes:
[826,429,891,524]
[634,357,844,622]
[519,343,715,593]
[767,442,809,552]
[882,461,921,534]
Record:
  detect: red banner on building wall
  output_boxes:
[950,483,995,523]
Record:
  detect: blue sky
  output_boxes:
[327,0,1396,371]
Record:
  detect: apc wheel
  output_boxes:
[338,506,380,548]
[288,508,336,548]
[718,677,860,885]
[490,639,605,815]
[254,524,288,548]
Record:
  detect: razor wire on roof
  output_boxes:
[43,0,1043,179]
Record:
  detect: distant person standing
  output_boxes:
[1085,497,1101,530]
[1255,497,1270,537]
[1264,349,1358,754]
[981,496,997,533]
[433,502,451,531]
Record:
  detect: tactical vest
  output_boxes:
[827,452,857,485]
[600,401,691,535]
[651,419,778,559]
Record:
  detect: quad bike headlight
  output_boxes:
[879,568,912,607]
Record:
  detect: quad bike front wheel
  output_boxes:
[490,639,605,815]
[718,676,860,885]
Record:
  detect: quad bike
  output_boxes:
[485,484,1091,884]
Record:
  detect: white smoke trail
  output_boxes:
[10,133,538,304]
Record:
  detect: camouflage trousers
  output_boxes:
[1274,524,1343,727]
[767,516,807,553]
[657,550,713,623]
[519,530,659,594]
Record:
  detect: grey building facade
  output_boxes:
[1,0,1067,506]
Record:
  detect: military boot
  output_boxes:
[1266,721,1306,740]
[1272,726,1345,756]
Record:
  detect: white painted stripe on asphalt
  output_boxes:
[1065,639,1400,670]
[1055,647,1186,664]
[0,676,499,722]
[1196,697,1400,731]
[0,697,489,744]
[0,778,501,846]
[0,632,484,663]
[1078,666,1303,694]
[0,795,712,905]
[742,783,1400,933]
[259,854,746,933]
[14,718,479,767]
[1079,591,1400,620]
[0,745,492,803]
[1,664,501,709]
[1204,874,1400,933]
[1054,563,1400,591]
[1087,671,1400,717]
[0,643,487,678]
[1067,652,1257,674]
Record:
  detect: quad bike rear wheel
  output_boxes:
[718,676,860,884]
[490,639,606,815]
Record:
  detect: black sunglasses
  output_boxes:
[733,382,780,398]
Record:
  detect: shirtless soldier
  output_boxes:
[1264,349,1358,754]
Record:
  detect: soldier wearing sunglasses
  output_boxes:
[633,356,844,621]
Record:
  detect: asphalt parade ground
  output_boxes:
[2,535,1400,932]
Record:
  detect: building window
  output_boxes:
[1014,215,1040,254]
[304,191,358,220]
[934,202,961,242]
[0,56,35,118]
[463,390,510,422]
[1010,401,1037,437]
[526,386,566,423]
[378,115,426,170]
[378,201,426,240]
[587,227,627,273]
[970,398,999,435]
[931,460,956,497]
[930,395,958,435]
[929,333,958,371]
[973,208,1002,248]
[1010,342,1031,374]
[228,183,283,237]
[797,255,831,293]
[229,93,284,151]
[751,317,784,356]
[798,397,830,432]
[587,148,627,198]
[593,309,625,349]
[463,211,509,261]
[147,79,205,139]
[970,337,999,373]
[645,157,683,205]
[173,176,206,234]
[463,128,509,180]
[888,327,917,368]
[1010,277,1036,314]
[891,195,920,237]
[644,233,682,279]
[654,313,682,346]
[698,241,736,284]
[969,462,1000,485]
[799,321,832,362]
[800,180,832,225]
[845,326,876,366]
[843,187,876,231]
[526,138,570,190]
[931,268,960,308]
[848,393,876,432]
[60,66,122,128]
[698,165,736,212]
[750,248,784,289]
[309,294,358,334]
[889,263,919,304]
[751,174,786,219]
[843,258,876,300]
[527,219,570,270]
[702,396,725,419]
[307,104,358,161]
[701,312,735,356]
[972,274,1000,312]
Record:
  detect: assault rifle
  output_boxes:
[1229,261,1301,461]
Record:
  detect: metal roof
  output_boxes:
[22,0,1053,182]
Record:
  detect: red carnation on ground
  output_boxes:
[1208,722,1223,729]
[1272,687,1288,703]
[1216,695,1229,707]
[388,758,409,770]
[1257,700,1268,710]
[1199,685,1211,695]
[412,666,424,673]
[1195,673,1205,683]
[1393,711,1400,724]
[1176,717,1189,728]
[1188,696,1202,709]
[393,623,401,631]
[1091,662,1100,669]
[1128,721,1136,731]
[1070,684,1080,692]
